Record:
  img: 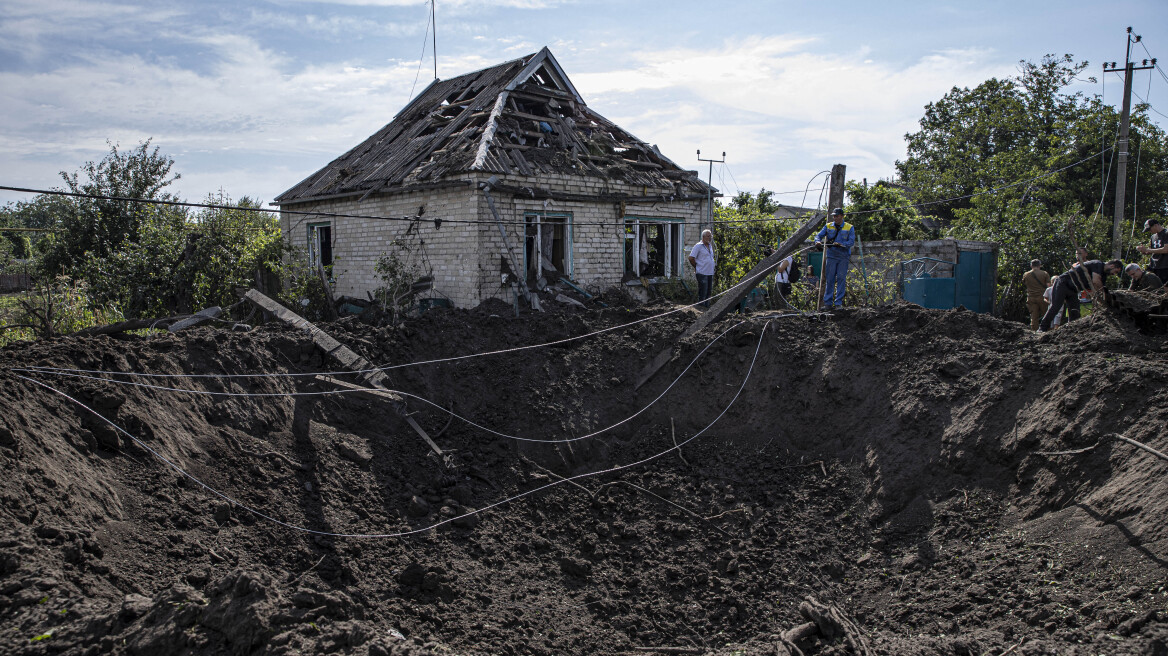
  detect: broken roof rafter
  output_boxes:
[275,47,713,205]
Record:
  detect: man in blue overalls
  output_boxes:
[814,208,856,309]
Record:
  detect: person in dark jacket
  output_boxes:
[1039,259,1123,332]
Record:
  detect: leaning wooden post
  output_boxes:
[243,288,444,459]
[634,211,823,389]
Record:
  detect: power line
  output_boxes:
[1132,90,1168,120]
[0,182,769,230]
[406,2,433,103]
[11,321,770,540]
[0,146,1111,230]
[845,147,1110,218]
[12,319,763,446]
[11,274,764,381]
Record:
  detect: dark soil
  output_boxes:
[0,299,1166,656]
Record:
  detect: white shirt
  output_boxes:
[690,241,715,275]
[775,255,794,284]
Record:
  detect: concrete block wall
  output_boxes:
[280,172,707,309]
[855,238,998,284]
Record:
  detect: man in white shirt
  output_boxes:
[774,253,794,308]
[688,229,715,308]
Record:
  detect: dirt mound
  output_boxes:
[0,301,1166,655]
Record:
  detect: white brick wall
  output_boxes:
[279,172,707,308]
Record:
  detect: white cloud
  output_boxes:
[0,26,493,201]
[574,36,1011,197]
[277,0,567,9]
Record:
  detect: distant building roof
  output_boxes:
[772,204,818,219]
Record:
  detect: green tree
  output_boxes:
[712,191,807,291]
[41,139,182,275]
[0,194,73,259]
[843,180,929,241]
[727,188,784,215]
[81,193,283,317]
[896,54,1168,319]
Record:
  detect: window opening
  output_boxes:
[523,212,571,283]
[624,218,684,278]
[308,223,333,268]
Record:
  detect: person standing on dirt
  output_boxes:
[1063,246,1091,323]
[773,252,795,308]
[688,229,716,308]
[1039,259,1124,332]
[1136,219,1168,284]
[814,208,855,309]
[1022,259,1051,331]
[1124,263,1163,292]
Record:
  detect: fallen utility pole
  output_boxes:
[243,289,444,460]
[634,210,823,389]
[70,306,223,337]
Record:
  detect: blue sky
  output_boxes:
[1,0,1166,208]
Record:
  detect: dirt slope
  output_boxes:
[0,300,1165,655]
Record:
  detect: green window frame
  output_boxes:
[623,216,685,278]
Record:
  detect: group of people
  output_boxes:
[688,209,1168,326]
[687,207,856,309]
[1022,218,1168,332]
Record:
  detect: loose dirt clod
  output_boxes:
[0,300,1166,655]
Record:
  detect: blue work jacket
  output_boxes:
[815,221,856,259]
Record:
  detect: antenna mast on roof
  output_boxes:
[431,0,438,80]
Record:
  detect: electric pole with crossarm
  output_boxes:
[1105,27,1157,259]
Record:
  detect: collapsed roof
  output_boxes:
[276,47,713,204]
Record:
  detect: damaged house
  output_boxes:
[274,47,715,308]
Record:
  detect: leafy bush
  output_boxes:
[276,248,333,322]
[373,239,427,322]
[74,194,283,318]
[712,200,802,293]
[3,277,123,344]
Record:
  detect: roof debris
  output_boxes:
[276,47,712,204]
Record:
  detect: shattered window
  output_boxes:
[624,218,684,278]
[523,212,572,283]
[308,223,333,268]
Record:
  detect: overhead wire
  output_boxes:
[12,318,774,445]
[723,163,742,198]
[1131,70,1152,243]
[0,146,1111,230]
[1092,124,1121,222]
[1132,91,1168,121]
[1101,63,1108,205]
[10,320,771,540]
[405,1,433,103]
[845,147,1110,218]
[12,279,757,381]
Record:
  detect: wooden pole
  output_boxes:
[243,289,444,459]
[1112,60,1133,259]
[816,164,847,310]
[634,210,822,389]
